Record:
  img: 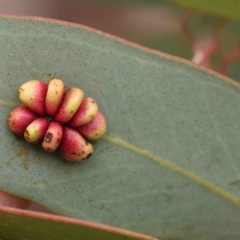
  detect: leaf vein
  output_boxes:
[103,134,240,207]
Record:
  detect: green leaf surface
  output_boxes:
[225,20,240,35]
[1,15,240,240]
[87,0,168,6]
[171,0,240,20]
[0,206,154,240]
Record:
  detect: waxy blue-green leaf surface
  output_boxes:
[1,16,240,240]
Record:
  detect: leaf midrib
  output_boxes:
[103,135,240,207]
[1,98,240,208]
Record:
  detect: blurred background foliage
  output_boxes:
[1,0,240,81]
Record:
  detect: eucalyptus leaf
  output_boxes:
[225,20,240,36]
[1,15,240,240]
[171,0,240,20]
[0,206,154,240]
[88,0,167,6]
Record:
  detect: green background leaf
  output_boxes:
[0,206,154,240]
[171,0,240,20]
[1,15,240,240]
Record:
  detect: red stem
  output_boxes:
[220,40,240,75]
[181,11,226,66]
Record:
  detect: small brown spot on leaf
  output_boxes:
[24,163,29,170]
[17,148,28,157]
[66,167,74,174]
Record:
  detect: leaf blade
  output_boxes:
[0,206,155,240]
[0,15,240,240]
[171,0,240,20]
